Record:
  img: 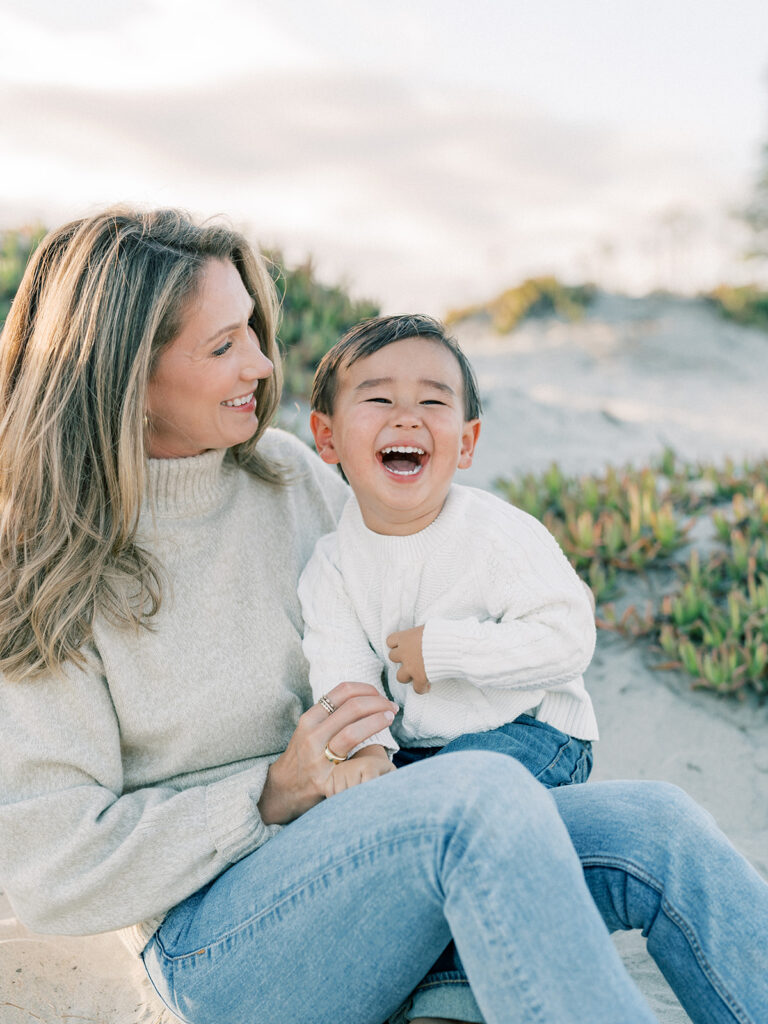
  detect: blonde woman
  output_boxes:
[0,209,766,1024]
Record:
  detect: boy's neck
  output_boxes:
[357,496,449,536]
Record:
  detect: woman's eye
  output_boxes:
[212,340,233,357]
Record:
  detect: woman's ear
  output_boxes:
[458,419,481,470]
[309,411,340,464]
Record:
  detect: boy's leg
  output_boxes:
[436,714,593,787]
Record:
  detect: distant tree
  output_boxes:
[743,87,768,261]
[744,145,768,261]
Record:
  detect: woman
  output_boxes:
[0,208,765,1024]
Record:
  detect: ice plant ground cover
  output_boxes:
[496,450,768,699]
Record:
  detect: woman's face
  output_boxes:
[146,259,274,459]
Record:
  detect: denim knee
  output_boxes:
[409,750,558,853]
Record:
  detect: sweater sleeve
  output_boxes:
[298,538,398,753]
[421,508,596,691]
[0,653,280,936]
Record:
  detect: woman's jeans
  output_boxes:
[142,753,768,1024]
[393,713,593,789]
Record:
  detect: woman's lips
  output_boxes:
[221,391,255,411]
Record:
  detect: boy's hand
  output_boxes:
[324,744,395,797]
[387,626,430,693]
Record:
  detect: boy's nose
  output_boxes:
[392,405,422,429]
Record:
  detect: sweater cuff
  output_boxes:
[422,617,478,684]
[205,763,281,864]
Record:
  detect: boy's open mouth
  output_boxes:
[378,445,428,476]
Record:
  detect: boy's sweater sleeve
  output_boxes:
[298,538,398,753]
[0,654,280,936]
[421,509,596,691]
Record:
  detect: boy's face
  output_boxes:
[311,337,480,535]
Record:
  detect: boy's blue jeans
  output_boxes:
[141,753,768,1024]
[393,713,594,789]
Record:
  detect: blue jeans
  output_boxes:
[142,753,768,1024]
[393,714,593,788]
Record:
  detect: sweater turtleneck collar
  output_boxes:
[144,448,232,518]
[342,484,468,561]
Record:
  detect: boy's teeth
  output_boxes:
[381,446,425,455]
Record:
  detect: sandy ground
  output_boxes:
[2,293,767,1023]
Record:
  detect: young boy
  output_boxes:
[298,314,598,787]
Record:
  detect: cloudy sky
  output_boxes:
[1,0,767,312]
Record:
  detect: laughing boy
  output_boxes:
[297,315,598,788]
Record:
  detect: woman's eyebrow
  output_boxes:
[199,300,256,347]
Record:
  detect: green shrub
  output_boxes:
[266,252,379,399]
[446,276,596,334]
[0,225,46,326]
[705,284,768,332]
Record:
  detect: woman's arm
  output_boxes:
[0,659,394,936]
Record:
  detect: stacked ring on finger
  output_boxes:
[323,744,347,765]
[318,694,337,715]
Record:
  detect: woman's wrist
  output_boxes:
[257,753,320,826]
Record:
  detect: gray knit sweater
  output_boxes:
[0,430,348,954]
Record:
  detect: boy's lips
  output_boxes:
[378,445,429,476]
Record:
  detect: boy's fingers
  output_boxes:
[386,632,399,649]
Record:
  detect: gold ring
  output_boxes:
[318,695,337,715]
[323,743,347,764]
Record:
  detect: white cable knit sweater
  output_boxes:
[0,430,348,953]
[299,485,598,750]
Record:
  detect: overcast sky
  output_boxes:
[1,0,767,312]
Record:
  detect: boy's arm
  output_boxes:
[298,540,399,755]
[417,513,596,692]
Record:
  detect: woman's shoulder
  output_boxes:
[256,427,349,513]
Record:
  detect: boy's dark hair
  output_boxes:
[310,314,482,420]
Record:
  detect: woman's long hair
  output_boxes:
[0,207,283,680]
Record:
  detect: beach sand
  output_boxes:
[2,293,767,1022]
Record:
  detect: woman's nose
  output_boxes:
[241,329,274,380]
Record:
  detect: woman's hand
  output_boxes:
[257,682,398,825]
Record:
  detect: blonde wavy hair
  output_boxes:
[0,207,283,680]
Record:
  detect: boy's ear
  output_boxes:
[309,411,341,464]
[458,419,481,470]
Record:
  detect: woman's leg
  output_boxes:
[142,752,657,1024]
[552,780,768,1024]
